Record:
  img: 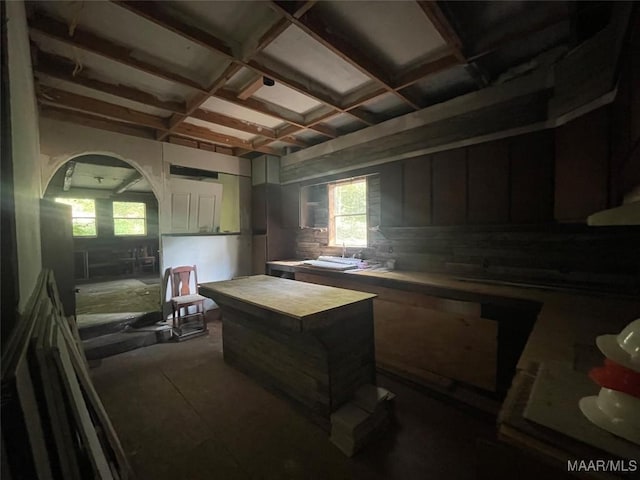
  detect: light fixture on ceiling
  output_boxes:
[262,76,275,87]
[94,176,104,184]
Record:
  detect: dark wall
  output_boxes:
[275,44,640,293]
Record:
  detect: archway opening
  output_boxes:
[43,154,161,317]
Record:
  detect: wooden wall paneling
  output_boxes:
[509,130,554,224]
[380,163,403,227]
[265,183,282,234]
[251,184,267,232]
[467,140,510,224]
[374,300,497,392]
[281,183,300,229]
[432,148,467,225]
[252,235,267,274]
[609,55,632,205]
[554,109,609,221]
[402,155,432,226]
[52,326,114,479]
[623,40,640,196]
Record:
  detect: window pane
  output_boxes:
[72,218,96,237]
[113,201,145,218]
[114,218,146,236]
[335,181,366,215]
[55,198,96,217]
[335,214,367,247]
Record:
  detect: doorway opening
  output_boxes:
[43,154,161,322]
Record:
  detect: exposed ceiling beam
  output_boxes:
[190,109,277,139]
[38,86,169,130]
[237,75,265,100]
[270,1,420,111]
[111,2,355,133]
[35,51,186,114]
[466,13,572,62]
[159,61,242,140]
[174,122,279,155]
[114,171,143,194]
[30,13,207,93]
[279,135,309,148]
[111,1,235,56]
[39,104,156,140]
[63,161,76,191]
[38,91,276,155]
[392,54,461,91]
[416,1,465,62]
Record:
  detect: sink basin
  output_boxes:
[317,256,362,265]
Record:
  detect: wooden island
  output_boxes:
[199,275,377,429]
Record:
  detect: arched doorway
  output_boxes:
[42,154,161,320]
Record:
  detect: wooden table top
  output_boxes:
[199,275,376,320]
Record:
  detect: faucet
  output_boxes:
[342,243,346,258]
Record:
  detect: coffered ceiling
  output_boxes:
[27,1,612,158]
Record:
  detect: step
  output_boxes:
[82,328,163,360]
[78,311,162,340]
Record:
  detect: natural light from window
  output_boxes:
[113,201,146,236]
[54,198,97,237]
[329,178,367,247]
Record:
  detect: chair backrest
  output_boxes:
[170,265,199,297]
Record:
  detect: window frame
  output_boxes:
[54,197,98,237]
[328,177,368,247]
[112,201,147,237]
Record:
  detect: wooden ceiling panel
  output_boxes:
[315,1,449,71]
[184,117,258,142]
[260,25,371,96]
[252,82,323,115]
[36,73,174,118]
[200,97,286,129]
[32,1,226,87]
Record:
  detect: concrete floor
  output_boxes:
[90,320,496,480]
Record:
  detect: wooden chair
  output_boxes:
[169,265,208,340]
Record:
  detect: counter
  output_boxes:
[199,275,377,430]
[267,261,640,470]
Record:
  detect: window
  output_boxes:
[55,198,97,237]
[328,177,367,247]
[113,201,146,236]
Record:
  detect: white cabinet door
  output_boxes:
[169,179,222,233]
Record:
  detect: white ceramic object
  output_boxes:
[596,318,640,372]
[579,388,640,445]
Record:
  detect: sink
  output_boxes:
[317,256,362,265]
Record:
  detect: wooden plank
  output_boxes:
[36,51,186,114]
[173,122,277,155]
[402,155,432,226]
[467,139,510,224]
[555,108,609,221]
[191,108,276,138]
[39,86,168,130]
[113,1,233,57]
[432,148,467,225]
[200,275,375,325]
[416,2,464,60]
[294,271,482,316]
[30,13,206,92]
[35,310,83,480]
[51,326,114,479]
[39,105,155,139]
[380,162,403,227]
[509,130,554,224]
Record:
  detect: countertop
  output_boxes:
[267,260,640,369]
[199,275,376,323]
